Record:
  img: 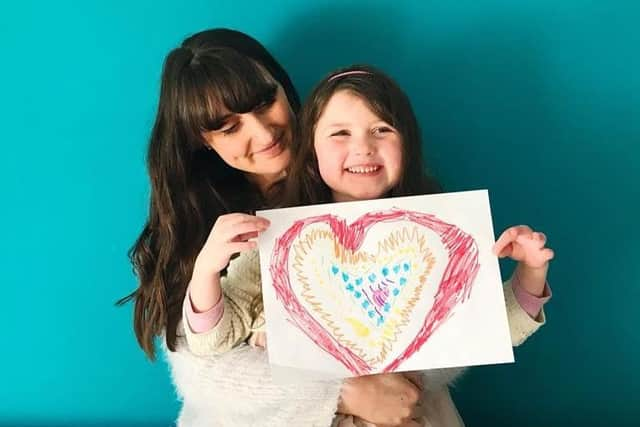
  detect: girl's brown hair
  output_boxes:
[283,64,440,207]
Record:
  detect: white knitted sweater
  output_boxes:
[166,251,545,427]
[166,340,344,426]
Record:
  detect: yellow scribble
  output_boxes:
[291,225,438,367]
[346,317,370,337]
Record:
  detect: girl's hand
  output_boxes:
[190,213,270,312]
[493,225,554,269]
[194,213,270,276]
[338,373,423,426]
[493,225,554,296]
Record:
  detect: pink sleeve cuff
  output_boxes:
[511,273,552,319]
[183,288,225,333]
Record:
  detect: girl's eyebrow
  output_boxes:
[324,120,390,129]
[324,122,351,128]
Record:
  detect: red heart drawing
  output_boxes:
[270,209,480,375]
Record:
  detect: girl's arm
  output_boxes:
[504,278,548,346]
[182,213,269,356]
[182,250,261,356]
[495,225,555,346]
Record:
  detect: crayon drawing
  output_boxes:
[258,191,514,378]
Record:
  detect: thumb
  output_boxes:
[495,242,514,258]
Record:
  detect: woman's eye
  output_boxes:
[222,123,239,135]
[255,97,276,113]
[330,130,350,137]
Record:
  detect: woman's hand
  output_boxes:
[338,373,423,426]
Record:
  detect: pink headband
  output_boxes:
[328,70,372,82]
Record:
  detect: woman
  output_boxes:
[119,28,427,426]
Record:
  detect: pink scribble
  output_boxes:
[269,208,480,375]
[371,287,388,309]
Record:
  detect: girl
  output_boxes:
[281,64,554,426]
[120,29,429,426]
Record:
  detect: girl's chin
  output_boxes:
[333,190,386,203]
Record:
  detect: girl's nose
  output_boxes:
[353,134,375,156]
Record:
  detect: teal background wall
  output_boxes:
[2,1,638,425]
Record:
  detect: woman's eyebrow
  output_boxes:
[210,113,236,130]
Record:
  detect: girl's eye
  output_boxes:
[221,123,239,135]
[372,126,393,135]
[330,130,350,137]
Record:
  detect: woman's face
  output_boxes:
[202,84,292,188]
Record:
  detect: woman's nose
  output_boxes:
[246,113,274,146]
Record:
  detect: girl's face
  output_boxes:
[202,85,292,189]
[313,90,403,202]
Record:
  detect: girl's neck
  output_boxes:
[332,190,390,203]
[332,192,368,203]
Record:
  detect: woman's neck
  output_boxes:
[247,171,286,196]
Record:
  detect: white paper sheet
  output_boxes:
[257,190,514,380]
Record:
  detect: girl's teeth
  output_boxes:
[348,166,379,173]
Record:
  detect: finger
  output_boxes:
[496,242,514,259]
[209,214,267,243]
[411,395,428,420]
[493,226,520,254]
[253,215,271,223]
[403,371,424,391]
[492,229,512,255]
[226,240,257,255]
[381,423,421,427]
[220,222,265,243]
[232,231,260,242]
[216,212,256,224]
[252,332,267,348]
[410,408,425,422]
[514,225,533,233]
[230,214,270,227]
[521,247,554,268]
[221,221,268,242]
[515,231,546,249]
[493,225,532,255]
[542,247,555,261]
[219,213,270,229]
[533,232,547,248]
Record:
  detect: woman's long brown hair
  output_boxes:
[117,29,300,360]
